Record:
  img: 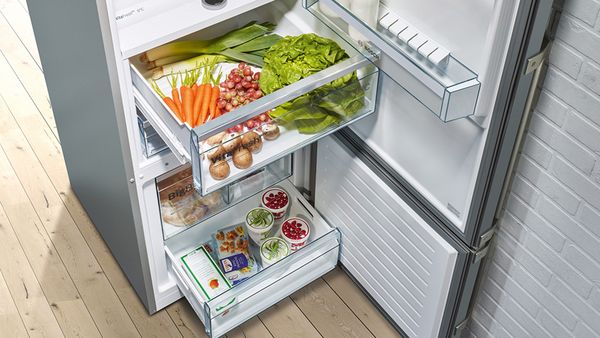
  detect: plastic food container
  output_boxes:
[280,217,311,251]
[261,188,290,221]
[260,237,290,268]
[245,208,275,245]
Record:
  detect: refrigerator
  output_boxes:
[26,0,556,336]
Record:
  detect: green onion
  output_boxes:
[141,22,275,62]
[218,49,264,67]
[232,34,282,53]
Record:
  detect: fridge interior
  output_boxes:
[117,0,523,334]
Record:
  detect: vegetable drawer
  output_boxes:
[164,179,340,337]
[130,0,379,196]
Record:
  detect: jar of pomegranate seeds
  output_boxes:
[280,217,310,251]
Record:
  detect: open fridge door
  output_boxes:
[307,0,554,247]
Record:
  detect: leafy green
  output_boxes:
[259,34,365,134]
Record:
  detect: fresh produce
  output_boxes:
[141,22,280,77]
[241,131,262,153]
[218,63,264,113]
[261,123,280,140]
[261,188,289,220]
[280,217,310,251]
[232,148,253,169]
[150,81,180,120]
[259,33,365,134]
[222,132,241,153]
[151,55,227,79]
[209,160,230,180]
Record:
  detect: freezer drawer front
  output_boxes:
[164,180,340,337]
[315,136,459,338]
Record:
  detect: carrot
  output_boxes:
[207,85,220,122]
[192,84,205,127]
[181,86,193,125]
[151,80,181,120]
[167,74,183,121]
[192,83,199,98]
[163,97,179,116]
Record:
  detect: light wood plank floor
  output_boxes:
[0,0,401,336]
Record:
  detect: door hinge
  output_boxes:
[525,38,551,75]
[453,317,470,336]
[479,228,495,247]
[473,244,490,264]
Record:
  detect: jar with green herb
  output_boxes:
[260,237,290,268]
[245,207,275,245]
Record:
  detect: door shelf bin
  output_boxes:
[305,0,481,122]
[157,156,292,240]
[137,109,168,158]
[165,179,340,337]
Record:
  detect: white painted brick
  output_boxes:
[580,61,600,95]
[557,16,600,63]
[524,232,594,297]
[522,134,553,168]
[477,291,530,338]
[549,40,584,78]
[579,204,600,238]
[538,197,600,261]
[550,277,600,332]
[537,310,572,338]
[564,0,600,26]
[529,114,596,174]
[506,195,566,251]
[534,91,569,126]
[563,245,600,284]
[486,262,541,317]
[509,263,579,329]
[469,3,600,336]
[495,230,554,285]
[511,175,540,207]
[545,67,600,126]
[518,156,581,214]
[574,322,599,338]
[472,305,511,338]
[564,112,600,154]
[551,156,600,210]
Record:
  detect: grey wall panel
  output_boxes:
[26,0,151,308]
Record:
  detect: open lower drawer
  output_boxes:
[164,179,340,337]
[130,0,379,196]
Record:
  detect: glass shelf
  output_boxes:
[165,179,340,337]
[304,0,481,122]
[157,156,292,240]
[137,109,168,158]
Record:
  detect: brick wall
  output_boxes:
[469,1,600,337]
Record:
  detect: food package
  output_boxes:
[213,224,258,285]
[158,166,223,226]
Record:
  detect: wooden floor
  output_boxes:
[0,0,401,337]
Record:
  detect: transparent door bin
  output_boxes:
[192,68,379,196]
[157,156,292,240]
[305,0,481,122]
[137,109,168,158]
[165,179,340,337]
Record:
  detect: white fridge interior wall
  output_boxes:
[351,0,521,231]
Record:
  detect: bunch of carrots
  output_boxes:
[151,63,223,128]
